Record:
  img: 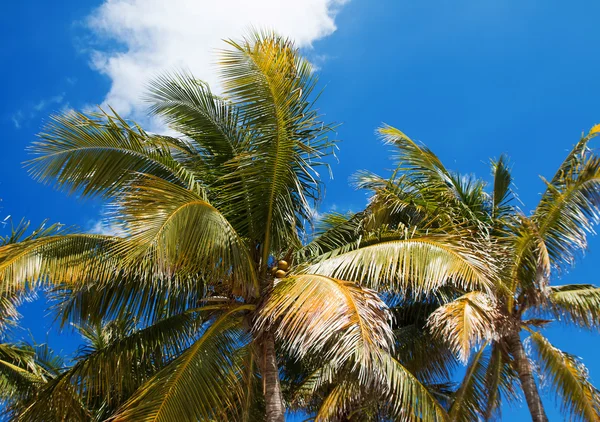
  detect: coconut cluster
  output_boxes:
[271,260,289,278]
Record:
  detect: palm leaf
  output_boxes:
[529,331,600,421]
[427,292,498,362]
[304,235,493,296]
[545,284,600,328]
[28,109,199,198]
[257,274,393,382]
[110,305,253,421]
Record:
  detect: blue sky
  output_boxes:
[2,0,600,419]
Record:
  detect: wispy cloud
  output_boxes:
[10,92,67,130]
[84,0,349,121]
[33,93,65,112]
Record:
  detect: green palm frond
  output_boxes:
[146,72,242,166]
[219,31,334,265]
[17,308,211,419]
[529,331,600,421]
[28,109,200,198]
[304,235,493,296]
[111,305,253,421]
[113,174,258,296]
[257,274,393,381]
[544,284,600,328]
[449,342,518,422]
[378,353,449,422]
[490,155,515,223]
[428,292,499,362]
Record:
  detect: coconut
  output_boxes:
[275,269,287,279]
[270,267,279,276]
[277,260,289,271]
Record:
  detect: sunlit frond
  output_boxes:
[257,274,393,381]
[533,129,600,269]
[529,331,600,421]
[146,71,242,168]
[0,234,123,293]
[304,235,493,296]
[428,292,499,362]
[545,284,600,329]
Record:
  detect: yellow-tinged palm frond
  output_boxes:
[113,174,258,297]
[529,331,600,421]
[0,234,123,293]
[313,381,361,422]
[545,284,600,328]
[257,274,393,381]
[533,131,600,269]
[28,109,200,198]
[218,31,334,265]
[304,236,493,296]
[110,305,253,422]
[428,292,499,362]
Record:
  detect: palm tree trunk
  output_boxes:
[262,331,285,422]
[507,333,548,422]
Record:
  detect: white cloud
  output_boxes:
[85,0,348,119]
[88,219,126,237]
[33,93,66,112]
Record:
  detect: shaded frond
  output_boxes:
[111,305,253,421]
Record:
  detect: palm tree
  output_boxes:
[0,33,492,421]
[357,125,600,421]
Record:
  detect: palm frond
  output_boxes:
[28,108,199,198]
[545,284,600,329]
[529,331,600,421]
[113,174,258,297]
[219,31,334,266]
[111,305,253,421]
[533,128,600,269]
[428,291,499,362]
[304,235,493,296]
[257,274,393,382]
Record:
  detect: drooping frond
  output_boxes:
[428,291,499,362]
[529,331,600,421]
[0,234,123,294]
[28,109,199,198]
[113,174,258,297]
[378,353,449,422]
[257,274,393,381]
[111,305,253,421]
[304,235,493,296]
[449,341,518,422]
[219,31,334,264]
[16,308,211,420]
[545,284,600,329]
